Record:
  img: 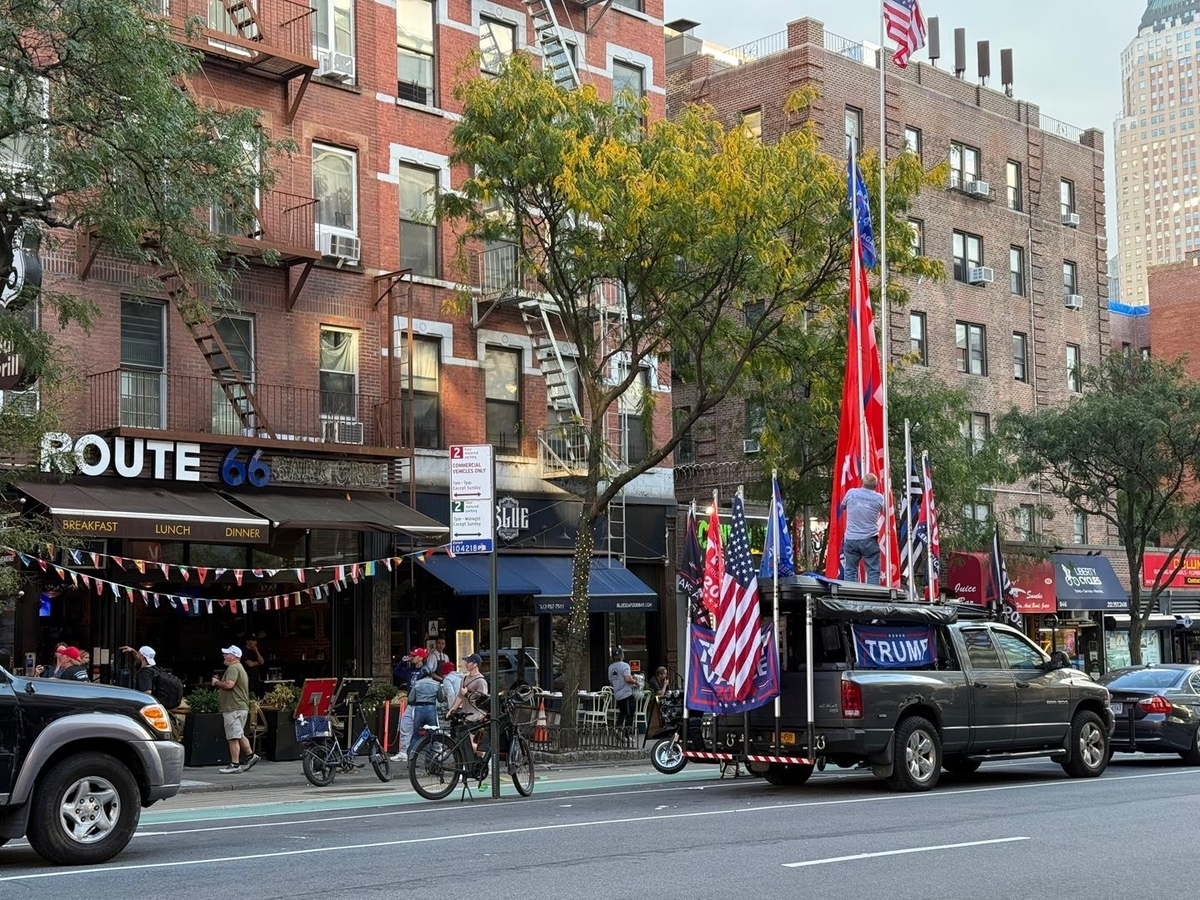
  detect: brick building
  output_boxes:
[667,16,1109,554]
[5,0,676,692]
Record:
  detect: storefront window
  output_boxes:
[123,541,186,565]
[1105,628,1162,670]
[252,531,306,568]
[309,529,360,565]
[189,543,250,569]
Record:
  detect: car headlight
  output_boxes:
[140,703,173,736]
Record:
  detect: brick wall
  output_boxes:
[1149,255,1200,374]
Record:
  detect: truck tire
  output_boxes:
[26,751,141,866]
[887,716,942,792]
[1060,710,1108,778]
[942,756,982,775]
[763,763,814,786]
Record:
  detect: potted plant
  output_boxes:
[181,687,230,767]
[259,684,303,762]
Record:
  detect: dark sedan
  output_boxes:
[1098,664,1200,763]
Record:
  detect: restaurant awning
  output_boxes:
[1053,553,1129,611]
[226,490,447,538]
[16,480,271,544]
[1103,614,1177,630]
[944,552,990,605]
[1008,559,1057,614]
[417,555,543,597]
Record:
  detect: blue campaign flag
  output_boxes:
[759,475,794,579]
[852,624,936,668]
[847,156,877,270]
[686,622,780,714]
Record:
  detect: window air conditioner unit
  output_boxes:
[319,232,361,265]
[1064,294,1084,311]
[968,266,994,285]
[323,420,365,445]
[316,49,355,81]
[965,180,991,198]
[1062,212,1081,227]
[743,438,761,454]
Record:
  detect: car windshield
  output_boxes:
[1100,669,1186,690]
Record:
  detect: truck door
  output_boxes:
[991,626,1070,746]
[0,675,18,795]
[958,627,1016,750]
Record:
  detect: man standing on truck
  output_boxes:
[840,473,885,585]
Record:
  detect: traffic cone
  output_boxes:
[533,699,548,743]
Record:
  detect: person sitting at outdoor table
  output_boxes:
[649,666,671,697]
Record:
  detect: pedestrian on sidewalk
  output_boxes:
[608,648,637,736]
[211,645,260,775]
[438,661,461,712]
[391,647,428,762]
[405,668,441,755]
[243,637,265,697]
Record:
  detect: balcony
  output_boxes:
[472,243,544,303]
[88,369,400,452]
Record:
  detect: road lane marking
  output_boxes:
[783,836,1030,868]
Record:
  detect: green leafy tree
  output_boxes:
[1001,355,1200,664]
[0,0,288,607]
[440,56,933,739]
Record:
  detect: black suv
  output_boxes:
[0,664,184,865]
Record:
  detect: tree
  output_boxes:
[1001,355,1200,664]
[0,0,287,607]
[439,56,931,739]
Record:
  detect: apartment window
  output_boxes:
[612,0,643,9]
[1060,178,1076,216]
[612,61,645,116]
[1122,341,1132,358]
[845,106,863,156]
[1063,260,1078,298]
[211,316,254,436]
[740,107,762,142]
[313,144,358,252]
[1009,246,1025,295]
[120,299,166,429]
[1072,510,1088,544]
[313,0,354,75]
[485,347,522,454]
[479,16,516,76]
[0,71,47,172]
[949,141,980,188]
[952,230,983,282]
[1015,505,1035,541]
[675,407,695,464]
[904,125,922,159]
[397,0,435,105]
[910,312,927,365]
[1006,160,1022,211]
[1013,332,1027,382]
[399,336,441,449]
[399,164,438,278]
[211,141,260,237]
[1067,343,1082,392]
[909,218,925,256]
[956,322,987,376]
[963,501,993,523]
[319,327,358,419]
[618,362,650,464]
[743,300,765,329]
[744,400,765,443]
[962,412,990,455]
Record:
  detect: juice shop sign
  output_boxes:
[40,432,202,481]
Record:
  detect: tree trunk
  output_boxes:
[1128,547,1144,667]
[558,506,598,750]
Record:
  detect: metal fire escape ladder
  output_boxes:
[220,0,262,41]
[519,298,587,464]
[184,310,276,439]
[525,0,581,90]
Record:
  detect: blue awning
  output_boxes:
[416,555,542,597]
[1053,553,1128,610]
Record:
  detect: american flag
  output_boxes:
[991,523,1020,623]
[712,494,762,701]
[897,459,924,588]
[917,452,940,600]
[883,0,927,69]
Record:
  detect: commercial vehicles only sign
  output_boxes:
[450,444,494,554]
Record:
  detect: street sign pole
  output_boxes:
[489,451,500,799]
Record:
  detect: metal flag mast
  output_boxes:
[923,450,936,602]
[771,468,781,749]
[904,418,915,602]
[878,4,894,589]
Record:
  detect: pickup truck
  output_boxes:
[0,662,184,865]
[728,577,1115,792]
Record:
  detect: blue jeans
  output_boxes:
[408,705,438,755]
[842,536,880,586]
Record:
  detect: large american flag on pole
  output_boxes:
[883,0,927,69]
[712,493,761,701]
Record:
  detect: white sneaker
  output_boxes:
[218,764,242,774]
[389,752,407,763]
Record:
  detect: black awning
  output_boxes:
[225,489,447,538]
[16,480,271,544]
[1053,554,1129,611]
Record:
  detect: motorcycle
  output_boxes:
[647,690,692,775]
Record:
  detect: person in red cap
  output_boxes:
[54,647,89,682]
[391,647,428,763]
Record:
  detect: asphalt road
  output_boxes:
[2,754,1198,899]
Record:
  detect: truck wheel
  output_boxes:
[26,751,141,866]
[763,763,814,786]
[942,756,982,775]
[1180,727,1200,766]
[1060,710,1108,778]
[887,716,942,792]
[650,738,687,775]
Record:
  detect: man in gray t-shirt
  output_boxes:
[607,649,638,734]
[839,473,885,585]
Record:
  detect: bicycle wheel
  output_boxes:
[508,734,535,797]
[302,739,338,787]
[408,733,459,800]
[368,738,391,783]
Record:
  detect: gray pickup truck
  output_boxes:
[735,578,1115,792]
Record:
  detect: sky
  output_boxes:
[664,0,1136,247]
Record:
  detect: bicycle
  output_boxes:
[408,692,534,800]
[299,700,391,787]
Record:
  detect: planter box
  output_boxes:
[263,708,303,761]
[183,713,231,767]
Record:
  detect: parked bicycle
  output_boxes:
[408,691,534,800]
[299,700,391,787]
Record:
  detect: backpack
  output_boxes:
[151,668,184,709]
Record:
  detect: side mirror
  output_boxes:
[1047,651,1071,671]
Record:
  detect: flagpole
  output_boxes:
[771,469,781,739]
[904,419,915,602]
[850,139,869,482]
[878,4,894,590]
[923,451,935,602]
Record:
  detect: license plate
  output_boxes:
[780,731,796,745]
[1111,702,1124,715]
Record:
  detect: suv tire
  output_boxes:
[1060,710,1108,778]
[887,716,942,792]
[27,752,141,866]
[1180,727,1200,766]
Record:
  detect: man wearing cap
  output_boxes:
[448,653,489,722]
[211,645,260,774]
[53,647,89,682]
[119,645,159,694]
[438,661,461,711]
[391,647,428,763]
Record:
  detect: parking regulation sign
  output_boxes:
[450,445,494,554]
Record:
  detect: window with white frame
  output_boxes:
[0,69,48,175]
[1015,504,1035,541]
[910,312,927,365]
[1067,343,1082,392]
[397,0,435,106]
[211,317,254,435]
[740,108,763,142]
[949,141,980,189]
[313,0,355,78]
[399,164,438,278]
[619,362,650,464]
[845,106,863,156]
[485,347,522,454]
[399,335,441,449]
[313,144,358,252]
[120,299,166,429]
[479,16,516,76]
[612,0,643,10]
[211,141,260,238]
[612,60,645,117]
[319,327,358,419]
